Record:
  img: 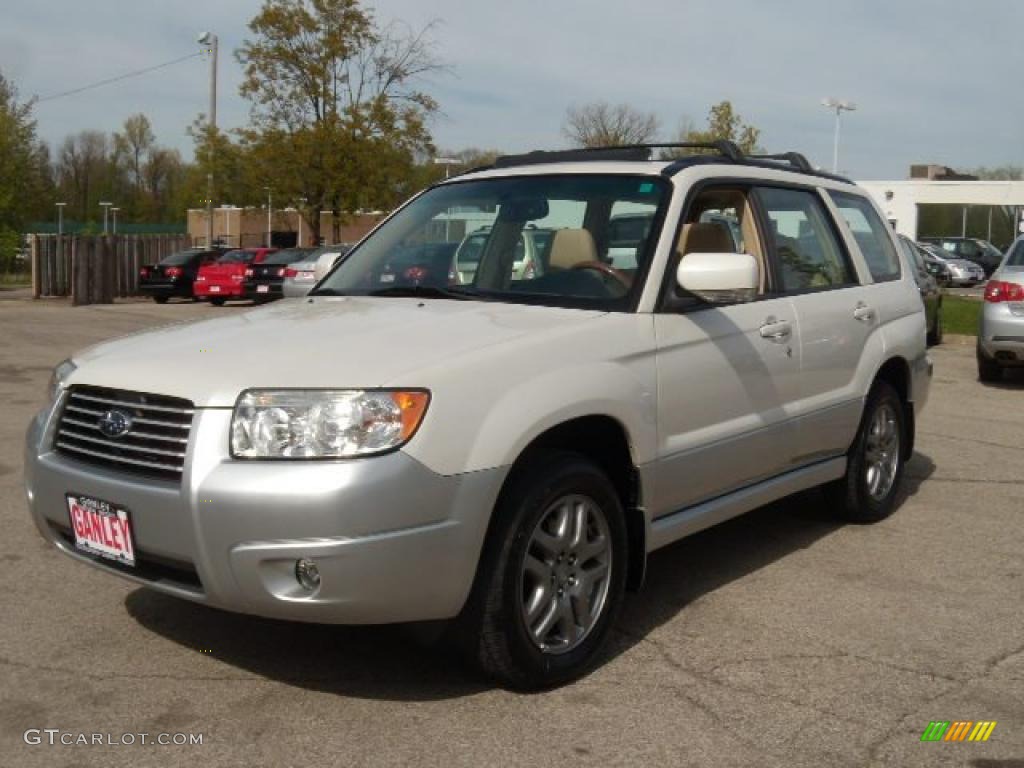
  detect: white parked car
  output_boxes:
[280,244,352,298]
[25,142,931,689]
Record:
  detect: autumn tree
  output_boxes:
[668,101,761,157]
[113,114,155,196]
[235,0,443,243]
[563,102,659,148]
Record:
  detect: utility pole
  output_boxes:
[199,32,218,247]
[265,186,272,247]
[821,98,856,174]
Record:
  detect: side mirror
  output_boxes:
[676,252,758,304]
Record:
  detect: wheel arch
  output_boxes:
[874,355,914,460]
[485,414,648,592]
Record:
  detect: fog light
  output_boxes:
[295,558,321,591]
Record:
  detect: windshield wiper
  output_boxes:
[366,285,478,300]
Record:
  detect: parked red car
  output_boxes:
[193,248,277,305]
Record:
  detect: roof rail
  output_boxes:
[748,152,814,172]
[469,142,853,184]
[492,141,744,169]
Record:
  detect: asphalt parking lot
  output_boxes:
[1,294,1022,768]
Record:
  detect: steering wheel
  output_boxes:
[570,261,631,291]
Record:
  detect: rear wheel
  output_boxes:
[209,297,226,306]
[824,381,905,523]
[927,303,943,346]
[153,296,169,305]
[977,346,1002,382]
[462,453,627,690]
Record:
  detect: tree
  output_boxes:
[0,71,52,263]
[972,165,1023,181]
[668,101,761,157]
[563,102,659,148]
[113,114,155,195]
[235,0,443,242]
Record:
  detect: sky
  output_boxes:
[2,0,1022,180]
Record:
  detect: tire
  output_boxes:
[461,452,628,690]
[209,297,226,306]
[977,347,1002,383]
[824,381,906,523]
[926,303,943,346]
[153,296,169,305]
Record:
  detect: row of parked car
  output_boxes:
[138,245,352,304]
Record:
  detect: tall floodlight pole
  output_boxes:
[55,202,66,237]
[199,32,218,247]
[111,207,120,235]
[265,186,272,247]
[100,201,112,235]
[821,98,856,174]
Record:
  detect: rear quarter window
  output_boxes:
[828,191,902,282]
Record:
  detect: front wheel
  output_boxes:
[824,381,905,523]
[463,453,627,690]
[153,295,169,305]
[209,297,226,306]
[977,347,1002,382]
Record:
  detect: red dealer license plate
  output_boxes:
[66,494,136,566]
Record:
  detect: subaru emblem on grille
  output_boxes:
[97,409,133,438]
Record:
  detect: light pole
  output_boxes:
[821,98,856,174]
[198,32,218,247]
[111,207,120,235]
[297,197,307,246]
[55,202,66,237]
[433,158,459,241]
[264,186,272,247]
[100,201,112,235]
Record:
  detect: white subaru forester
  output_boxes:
[25,142,931,689]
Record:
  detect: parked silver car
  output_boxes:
[281,244,352,298]
[917,243,986,286]
[978,236,1024,381]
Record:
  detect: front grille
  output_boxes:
[55,386,193,480]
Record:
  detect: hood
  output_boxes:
[70,297,605,406]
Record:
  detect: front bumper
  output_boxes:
[24,401,506,624]
[979,302,1024,366]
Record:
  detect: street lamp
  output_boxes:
[99,201,113,235]
[198,31,218,247]
[111,207,120,235]
[55,202,66,238]
[297,197,307,246]
[821,98,856,174]
[264,186,272,247]
[433,157,459,179]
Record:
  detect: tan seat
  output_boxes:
[548,229,598,270]
[676,222,735,256]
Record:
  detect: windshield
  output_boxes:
[314,175,669,310]
[261,248,315,265]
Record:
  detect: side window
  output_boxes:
[756,187,854,292]
[829,191,902,282]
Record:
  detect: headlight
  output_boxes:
[47,359,76,406]
[231,389,430,459]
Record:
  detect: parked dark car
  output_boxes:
[241,247,317,302]
[138,248,223,304]
[918,236,1003,277]
[898,235,943,346]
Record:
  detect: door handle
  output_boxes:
[759,318,792,342]
[853,302,876,323]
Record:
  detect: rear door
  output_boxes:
[755,185,873,464]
